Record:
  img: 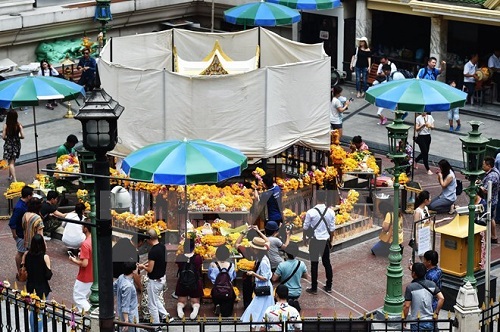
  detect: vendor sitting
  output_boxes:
[350,135,369,153]
[56,134,79,160]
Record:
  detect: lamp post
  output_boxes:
[75,88,124,331]
[460,121,488,287]
[95,0,112,45]
[383,111,410,315]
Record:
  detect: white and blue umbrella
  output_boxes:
[266,0,341,10]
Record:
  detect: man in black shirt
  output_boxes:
[40,190,67,240]
[137,228,172,324]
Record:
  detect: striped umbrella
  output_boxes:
[121,139,248,185]
[365,78,467,112]
[266,0,341,10]
[0,75,85,172]
[224,1,301,27]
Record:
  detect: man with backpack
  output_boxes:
[417,57,446,81]
[302,190,335,294]
[272,242,308,312]
[209,245,237,316]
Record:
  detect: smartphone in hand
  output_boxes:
[67,251,76,258]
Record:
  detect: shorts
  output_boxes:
[16,237,26,253]
[330,123,342,130]
[447,108,459,121]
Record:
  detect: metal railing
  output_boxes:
[115,314,455,331]
[0,283,90,331]
[480,298,500,332]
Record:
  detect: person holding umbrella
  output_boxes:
[2,109,24,182]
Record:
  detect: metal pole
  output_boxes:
[88,185,99,310]
[95,151,114,331]
[464,175,478,287]
[485,181,492,307]
[383,162,404,315]
[211,0,215,32]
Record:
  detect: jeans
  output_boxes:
[410,321,434,331]
[147,277,168,324]
[309,238,333,289]
[355,67,368,92]
[415,134,432,171]
[428,194,454,214]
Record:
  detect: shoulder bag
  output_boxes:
[350,47,359,69]
[18,252,28,282]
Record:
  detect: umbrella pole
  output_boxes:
[411,112,416,183]
[32,106,40,174]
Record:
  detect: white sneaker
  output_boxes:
[177,303,185,319]
[190,304,200,320]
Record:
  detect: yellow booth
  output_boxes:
[434,214,486,277]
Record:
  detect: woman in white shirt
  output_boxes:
[61,203,86,251]
[414,111,435,175]
[37,59,60,110]
[330,85,351,139]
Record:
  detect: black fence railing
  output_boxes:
[114,314,455,332]
[0,283,90,331]
[480,298,500,332]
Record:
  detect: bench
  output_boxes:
[367,63,380,86]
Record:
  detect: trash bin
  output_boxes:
[485,139,500,158]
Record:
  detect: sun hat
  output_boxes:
[250,237,268,251]
[265,221,279,232]
[356,36,369,47]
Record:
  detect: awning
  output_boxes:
[408,0,500,26]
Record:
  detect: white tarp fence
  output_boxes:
[99,27,331,158]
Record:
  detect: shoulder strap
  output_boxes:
[215,261,221,272]
[280,261,301,285]
[417,281,438,296]
[313,207,330,232]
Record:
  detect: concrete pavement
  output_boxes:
[1,84,500,321]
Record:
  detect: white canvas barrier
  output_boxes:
[99,28,331,158]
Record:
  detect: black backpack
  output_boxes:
[211,262,235,300]
[178,256,198,291]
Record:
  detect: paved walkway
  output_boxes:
[0,85,499,321]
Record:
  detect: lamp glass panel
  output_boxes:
[99,134,111,146]
[88,134,99,148]
[86,120,98,134]
[98,119,110,133]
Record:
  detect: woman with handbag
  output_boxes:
[24,234,53,332]
[414,111,435,175]
[371,201,404,257]
[240,237,274,330]
[350,36,371,98]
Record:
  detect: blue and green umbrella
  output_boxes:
[224,1,301,27]
[266,0,341,10]
[121,139,248,185]
[0,75,86,173]
[365,78,467,113]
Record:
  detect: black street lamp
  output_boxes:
[384,111,410,316]
[95,0,112,45]
[75,88,124,331]
[460,121,488,287]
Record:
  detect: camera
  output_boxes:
[348,97,354,102]
[286,224,293,231]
